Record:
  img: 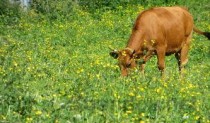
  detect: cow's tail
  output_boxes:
[193,27,210,40]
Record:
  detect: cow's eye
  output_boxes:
[126,63,131,67]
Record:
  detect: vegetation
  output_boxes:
[0,0,210,122]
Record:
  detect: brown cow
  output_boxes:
[110,6,210,76]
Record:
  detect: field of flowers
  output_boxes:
[0,2,210,123]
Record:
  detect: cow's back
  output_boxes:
[134,6,193,53]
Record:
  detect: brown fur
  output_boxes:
[110,6,210,76]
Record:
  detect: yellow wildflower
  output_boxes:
[126,110,132,114]
[140,121,145,123]
[13,61,18,67]
[35,110,42,115]
[129,92,135,96]
[26,117,33,122]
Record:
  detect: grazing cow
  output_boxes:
[110,6,210,76]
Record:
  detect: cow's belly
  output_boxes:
[165,40,184,55]
[165,48,181,56]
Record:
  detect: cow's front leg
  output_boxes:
[139,50,154,75]
[175,52,182,72]
[140,61,146,75]
[156,48,166,78]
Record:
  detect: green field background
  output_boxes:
[0,0,210,122]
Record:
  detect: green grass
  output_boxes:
[0,3,210,123]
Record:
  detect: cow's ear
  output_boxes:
[132,50,135,55]
[110,50,119,59]
[131,50,135,57]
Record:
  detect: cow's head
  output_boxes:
[110,48,137,76]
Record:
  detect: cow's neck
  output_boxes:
[126,30,143,52]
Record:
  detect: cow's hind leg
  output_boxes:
[179,34,192,75]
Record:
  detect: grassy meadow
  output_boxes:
[1,1,210,123]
